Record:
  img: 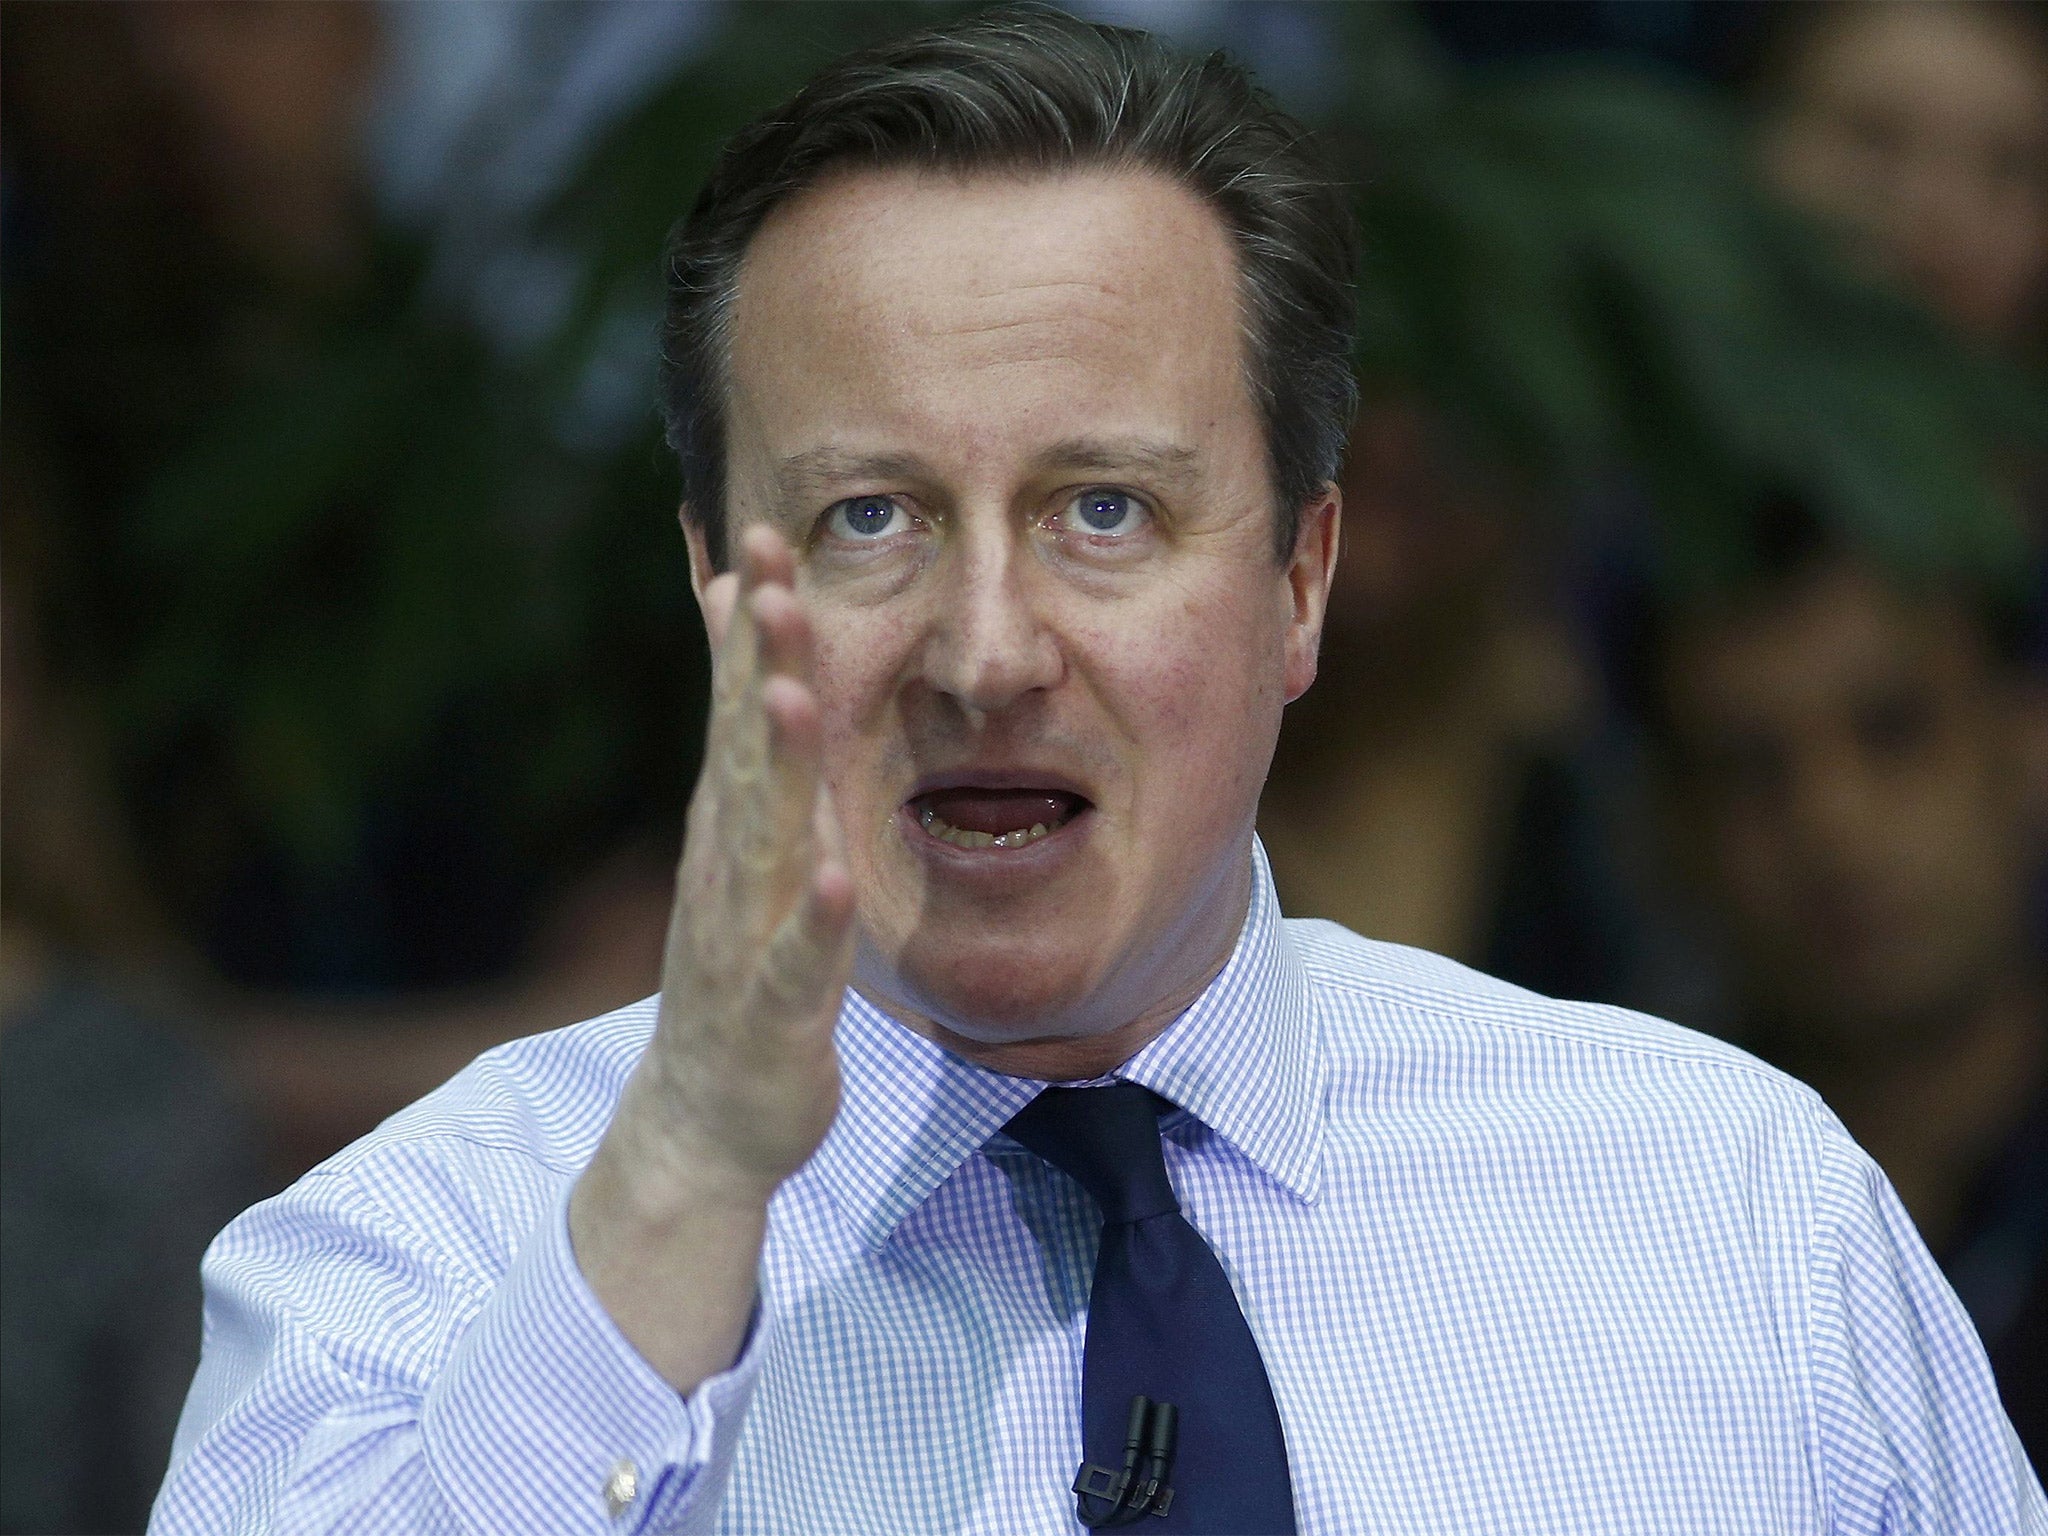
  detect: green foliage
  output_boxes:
[1327,4,2042,599]
[110,242,692,883]
[97,3,976,881]
[537,1,981,396]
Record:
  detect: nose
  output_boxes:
[919,520,1062,719]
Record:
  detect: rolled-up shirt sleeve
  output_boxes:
[149,1136,764,1535]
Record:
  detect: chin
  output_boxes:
[876,932,1116,1042]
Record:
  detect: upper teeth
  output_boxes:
[919,807,1054,850]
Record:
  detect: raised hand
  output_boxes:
[647,525,855,1196]
[570,526,854,1390]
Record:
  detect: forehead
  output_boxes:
[724,164,1253,471]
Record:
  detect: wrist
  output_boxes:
[600,1064,786,1223]
[569,1108,771,1395]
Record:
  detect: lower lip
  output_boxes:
[897,802,1093,875]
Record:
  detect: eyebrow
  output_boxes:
[773,436,1201,503]
[775,448,930,503]
[1032,436,1200,483]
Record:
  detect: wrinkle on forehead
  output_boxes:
[934,305,1122,346]
[854,262,1182,380]
[932,276,1124,319]
[734,164,1239,355]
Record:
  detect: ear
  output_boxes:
[1282,484,1342,703]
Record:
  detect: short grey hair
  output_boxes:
[659,5,1360,568]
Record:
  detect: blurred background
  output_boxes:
[1,1,2042,1528]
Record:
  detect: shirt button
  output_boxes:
[604,1458,639,1519]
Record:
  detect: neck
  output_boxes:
[858,846,1253,1082]
[1769,971,2046,1250]
[907,957,1228,1082]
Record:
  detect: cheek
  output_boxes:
[809,612,916,806]
[1891,756,2012,891]
[1710,812,1797,915]
[1081,581,1286,811]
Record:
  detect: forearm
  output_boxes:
[560,527,848,1397]
[568,1065,775,1396]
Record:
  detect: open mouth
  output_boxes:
[908,787,1090,851]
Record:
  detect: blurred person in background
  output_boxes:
[2,0,681,1182]
[1,494,271,1536]
[4,14,684,1524]
[1259,399,1632,1003]
[1747,0,2048,674]
[1737,15,2048,1446]
[1749,0,2048,358]
[1634,498,2047,1465]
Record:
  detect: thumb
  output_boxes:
[812,779,848,869]
[702,571,741,653]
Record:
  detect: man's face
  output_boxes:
[1661,562,2039,1050]
[712,166,1333,1048]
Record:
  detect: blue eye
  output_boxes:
[828,495,904,539]
[1068,488,1144,535]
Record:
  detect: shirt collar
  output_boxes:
[806,839,1325,1252]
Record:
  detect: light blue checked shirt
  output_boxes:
[154,846,2043,1534]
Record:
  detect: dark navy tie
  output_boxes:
[1005,1082,1296,1534]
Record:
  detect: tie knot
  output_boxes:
[1003,1082,1180,1224]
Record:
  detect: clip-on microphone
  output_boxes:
[1073,1394,1179,1526]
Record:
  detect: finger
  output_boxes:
[749,857,856,1023]
[760,672,824,862]
[716,598,811,875]
[706,555,779,802]
[669,531,819,990]
[701,570,740,654]
[708,540,771,719]
[700,536,819,914]
[676,553,770,928]
[735,523,796,590]
[752,582,822,849]
[748,580,815,688]
[715,530,810,725]
[707,525,804,719]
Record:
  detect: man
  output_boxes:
[1639,503,2047,1467]
[153,12,2041,1534]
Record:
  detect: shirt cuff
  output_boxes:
[420,1183,765,1534]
